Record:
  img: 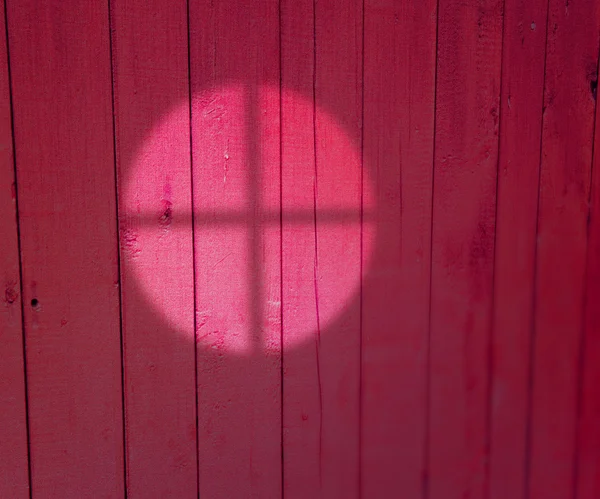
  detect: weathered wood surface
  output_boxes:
[0,0,29,495]
[1,0,599,497]
[7,0,124,496]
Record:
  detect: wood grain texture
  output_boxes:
[0,1,599,495]
[280,0,321,494]
[0,0,29,495]
[281,0,363,497]
[189,1,282,496]
[578,40,600,499]
[361,0,436,496]
[6,1,124,495]
[429,0,503,497]
[529,0,599,497]
[488,1,548,498]
[110,0,197,496]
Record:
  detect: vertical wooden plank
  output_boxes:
[0,0,29,495]
[189,1,281,496]
[281,0,363,496]
[578,48,600,499]
[361,0,436,496]
[280,0,320,493]
[429,0,503,497]
[110,0,197,497]
[488,1,548,498]
[529,0,599,497]
[7,1,125,495]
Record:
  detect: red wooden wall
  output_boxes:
[1,0,599,498]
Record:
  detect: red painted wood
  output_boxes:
[110,0,197,496]
[280,0,321,494]
[6,1,125,495]
[189,1,282,496]
[529,1,599,497]
[429,0,503,497]
[281,0,363,496]
[2,1,600,495]
[578,47,600,499]
[488,1,548,498]
[0,0,29,494]
[361,0,436,496]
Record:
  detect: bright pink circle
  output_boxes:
[123,85,374,355]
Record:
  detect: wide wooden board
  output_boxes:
[529,1,599,497]
[361,0,436,496]
[488,0,548,497]
[281,0,363,497]
[429,0,503,497]
[110,0,198,496]
[7,1,124,495]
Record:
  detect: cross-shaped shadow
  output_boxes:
[114,7,418,492]
[120,79,381,495]
[129,83,375,354]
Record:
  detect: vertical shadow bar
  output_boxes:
[246,82,264,353]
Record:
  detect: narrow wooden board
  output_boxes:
[529,0,599,497]
[429,0,503,497]
[488,1,548,498]
[361,0,436,496]
[578,40,600,499]
[0,0,29,494]
[6,1,124,495]
[281,0,363,496]
[189,0,282,496]
[280,0,321,494]
[110,0,198,496]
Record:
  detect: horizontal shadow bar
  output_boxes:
[126,208,375,228]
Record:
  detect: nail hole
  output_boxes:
[591,80,597,100]
[31,298,39,307]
